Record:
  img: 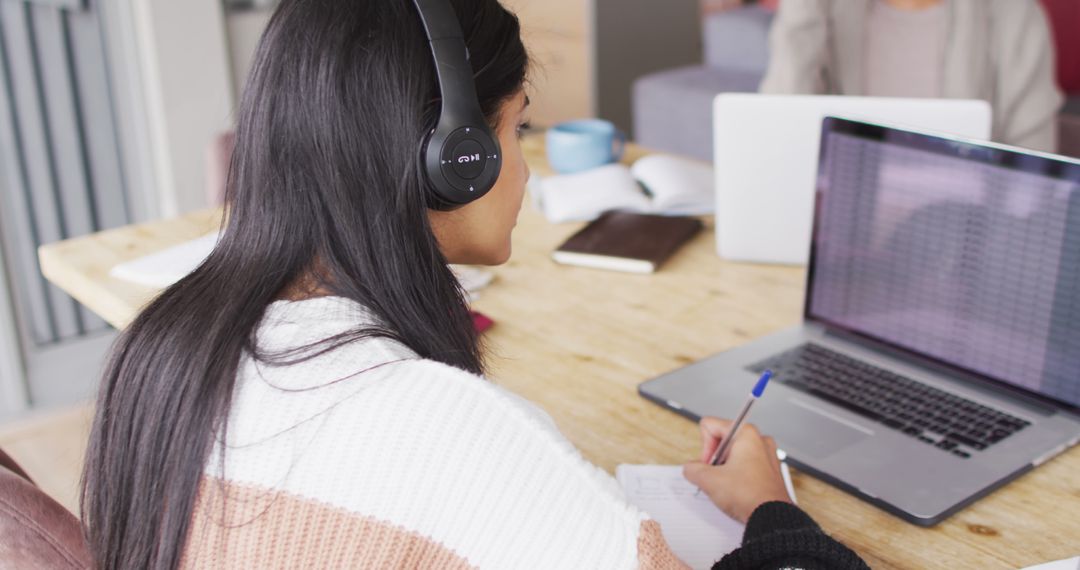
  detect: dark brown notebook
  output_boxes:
[552,211,703,273]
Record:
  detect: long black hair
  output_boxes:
[79,1,527,567]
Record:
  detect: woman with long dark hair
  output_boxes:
[80,0,868,568]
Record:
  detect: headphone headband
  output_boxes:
[411,0,502,209]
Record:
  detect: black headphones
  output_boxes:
[411,0,502,210]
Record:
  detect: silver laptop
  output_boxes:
[640,117,1080,526]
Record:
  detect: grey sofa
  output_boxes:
[633,4,1080,161]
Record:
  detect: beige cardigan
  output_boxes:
[760,0,1064,152]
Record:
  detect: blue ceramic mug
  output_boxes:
[546,119,626,174]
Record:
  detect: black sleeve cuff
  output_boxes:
[744,501,821,540]
[712,502,870,570]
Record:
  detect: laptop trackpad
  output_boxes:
[764,398,871,459]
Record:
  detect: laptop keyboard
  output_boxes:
[749,343,1031,459]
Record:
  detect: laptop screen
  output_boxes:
[807,117,1080,410]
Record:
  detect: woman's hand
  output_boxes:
[683,417,792,523]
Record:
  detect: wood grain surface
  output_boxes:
[37,135,1080,569]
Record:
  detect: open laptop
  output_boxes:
[640,117,1080,526]
[713,94,991,265]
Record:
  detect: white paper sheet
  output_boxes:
[1022,557,1080,570]
[109,231,220,288]
[109,231,495,299]
[616,465,745,570]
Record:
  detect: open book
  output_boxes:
[535,154,713,223]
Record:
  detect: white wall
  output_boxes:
[225,9,273,100]
[132,0,235,216]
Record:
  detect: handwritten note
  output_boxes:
[616,465,744,569]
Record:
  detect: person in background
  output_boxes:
[79,0,870,568]
[760,0,1064,153]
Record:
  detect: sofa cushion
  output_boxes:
[703,5,774,73]
[633,65,764,161]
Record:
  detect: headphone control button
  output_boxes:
[449,139,486,180]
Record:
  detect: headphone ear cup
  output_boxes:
[423,123,502,210]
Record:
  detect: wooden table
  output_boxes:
[39,136,1080,569]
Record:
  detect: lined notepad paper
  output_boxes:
[616,465,744,569]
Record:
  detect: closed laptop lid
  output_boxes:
[712,94,992,265]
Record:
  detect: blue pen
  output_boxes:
[707,370,773,466]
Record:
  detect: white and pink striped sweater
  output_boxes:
[180,296,687,569]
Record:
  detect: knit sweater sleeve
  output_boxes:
[712,502,869,570]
